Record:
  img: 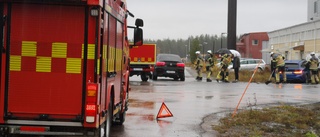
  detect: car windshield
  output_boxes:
[285,63,300,69]
[157,54,181,62]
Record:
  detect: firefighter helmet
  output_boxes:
[310,52,315,56]
[269,52,274,57]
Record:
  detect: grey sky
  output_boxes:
[126,0,307,40]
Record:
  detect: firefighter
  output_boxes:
[309,52,319,84]
[304,59,311,84]
[205,50,214,82]
[270,52,277,79]
[194,51,203,81]
[270,52,286,84]
[216,53,232,83]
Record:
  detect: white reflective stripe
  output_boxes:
[7,120,82,127]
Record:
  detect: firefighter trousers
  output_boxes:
[216,65,229,81]
[275,66,286,83]
[310,70,319,84]
[206,66,213,79]
[196,66,203,78]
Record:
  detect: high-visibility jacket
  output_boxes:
[221,54,232,66]
[205,55,214,67]
[195,55,203,67]
[309,57,319,70]
[275,55,285,67]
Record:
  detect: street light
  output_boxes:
[221,33,227,49]
[200,42,207,58]
[185,45,188,62]
[199,44,203,58]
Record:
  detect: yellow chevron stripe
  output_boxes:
[22,41,37,57]
[52,43,67,58]
[10,55,21,71]
[66,58,81,74]
[36,57,51,72]
[82,44,95,59]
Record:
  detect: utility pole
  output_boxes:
[227,0,237,50]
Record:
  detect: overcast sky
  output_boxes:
[126,0,307,40]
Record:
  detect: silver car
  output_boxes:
[225,58,266,72]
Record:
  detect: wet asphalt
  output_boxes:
[110,67,320,137]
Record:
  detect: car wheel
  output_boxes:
[180,77,185,81]
[257,67,263,72]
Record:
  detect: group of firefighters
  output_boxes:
[194,50,234,82]
[194,50,320,84]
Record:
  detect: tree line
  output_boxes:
[142,34,236,63]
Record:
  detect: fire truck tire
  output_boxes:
[114,110,126,125]
[152,73,158,80]
[104,102,112,137]
[141,74,148,81]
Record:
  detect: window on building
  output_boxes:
[252,39,258,45]
[315,1,318,13]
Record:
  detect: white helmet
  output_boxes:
[269,52,274,56]
[207,50,212,54]
[195,51,200,54]
[310,52,315,56]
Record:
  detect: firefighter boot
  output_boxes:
[216,71,222,82]
[223,72,229,83]
[196,76,200,80]
[207,78,212,82]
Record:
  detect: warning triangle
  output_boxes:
[156,102,173,119]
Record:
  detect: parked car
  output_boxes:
[152,54,185,81]
[281,60,309,83]
[220,58,266,72]
[239,58,266,71]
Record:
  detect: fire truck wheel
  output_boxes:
[104,102,112,137]
[141,74,149,81]
[114,110,126,125]
[152,73,158,80]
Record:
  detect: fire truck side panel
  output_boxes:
[6,3,86,119]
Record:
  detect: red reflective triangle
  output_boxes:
[157,102,173,119]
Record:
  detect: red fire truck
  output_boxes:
[129,44,156,81]
[0,0,143,136]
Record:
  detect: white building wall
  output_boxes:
[267,19,320,61]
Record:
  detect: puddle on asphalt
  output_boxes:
[294,84,302,90]
[129,99,155,109]
[196,96,214,99]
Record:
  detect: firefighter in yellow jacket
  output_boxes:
[270,52,286,84]
[194,51,204,81]
[205,50,214,82]
[216,53,232,82]
[309,52,319,84]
